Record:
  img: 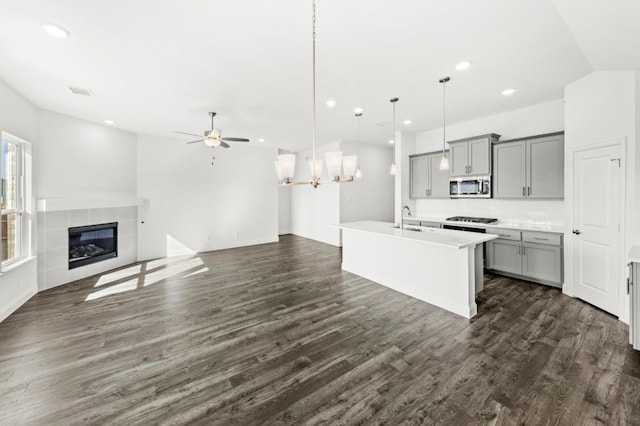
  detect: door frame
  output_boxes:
[564,137,627,321]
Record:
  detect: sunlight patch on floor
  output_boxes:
[85,279,138,301]
[143,257,204,287]
[95,265,142,288]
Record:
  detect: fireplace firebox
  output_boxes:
[68,222,118,269]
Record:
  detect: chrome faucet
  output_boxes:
[401,205,411,229]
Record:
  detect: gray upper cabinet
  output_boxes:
[493,132,564,199]
[449,134,500,177]
[428,154,450,198]
[409,151,449,199]
[527,135,564,198]
[410,155,429,199]
[493,141,526,198]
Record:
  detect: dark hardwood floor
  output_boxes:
[1,235,639,425]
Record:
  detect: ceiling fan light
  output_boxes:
[325,151,343,180]
[309,159,323,179]
[274,161,284,181]
[342,155,358,178]
[278,154,296,179]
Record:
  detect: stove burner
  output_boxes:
[446,216,498,224]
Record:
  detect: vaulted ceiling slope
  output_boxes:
[0,0,629,151]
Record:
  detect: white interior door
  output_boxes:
[572,144,621,315]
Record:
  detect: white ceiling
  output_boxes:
[0,0,631,152]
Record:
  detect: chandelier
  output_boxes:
[274,0,357,188]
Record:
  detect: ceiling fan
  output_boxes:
[176,112,250,148]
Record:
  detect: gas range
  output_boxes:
[446,216,498,225]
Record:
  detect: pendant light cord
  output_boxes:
[311,0,317,176]
[439,76,450,155]
[442,80,446,152]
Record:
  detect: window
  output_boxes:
[1,133,26,267]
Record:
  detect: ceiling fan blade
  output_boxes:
[176,131,203,138]
[222,137,250,142]
[186,139,204,144]
[220,141,230,148]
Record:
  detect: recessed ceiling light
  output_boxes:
[258,138,265,142]
[326,99,337,108]
[69,86,93,96]
[403,119,412,125]
[501,88,517,96]
[455,61,472,71]
[389,139,395,145]
[354,107,364,114]
[104,120,115,125]
[42,23,70,38]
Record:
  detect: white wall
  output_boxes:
[340,143,394,224]
[564,70,637,322]
[411,100,565,223]
[289,142,341,246]
[35,110,137,199]
[278,186,291,235]
[137,135,278,260]
[0,79,38,322]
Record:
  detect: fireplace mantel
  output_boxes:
[36,197,144,212]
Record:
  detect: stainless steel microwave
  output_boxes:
[449,176,491,198]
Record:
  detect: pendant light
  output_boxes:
[354,112,363,179]
[439,76,450,170]
[389,97,398,175]
[274,0,356,187]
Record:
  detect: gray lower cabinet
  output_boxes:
[493,132,564,199]
[409,151,449,199]
[487,229,563,287]
[630,262,640,350]
[487,239,521,275]
[521,242,562,284]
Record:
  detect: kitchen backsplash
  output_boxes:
[414,199,564,225]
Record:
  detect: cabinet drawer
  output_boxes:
[420,221,440,228]
[522,231,562,246]
[487,228,521,241]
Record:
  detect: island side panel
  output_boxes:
[341,228,476,318]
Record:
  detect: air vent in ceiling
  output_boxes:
[69,86,93,96]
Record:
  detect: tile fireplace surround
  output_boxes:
[37,206,138,291]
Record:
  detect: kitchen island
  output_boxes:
[335,221,498,318]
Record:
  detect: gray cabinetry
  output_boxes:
[449,133,500,177]
[487,228,563,287]
[409,151,449,199]
[522,243,562,283]
[527,134,564,199]
[630,261,640,350]
[487,239,522,275]
[410,155,429,199]
[493,132,564,199]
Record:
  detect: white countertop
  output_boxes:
[629,245,640,263]
[404,215,564,233]
[335,220,497,249]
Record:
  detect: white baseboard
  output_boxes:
[0,287,37,323]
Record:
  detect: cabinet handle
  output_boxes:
[533,237,549,241]
[522,246,526,256]
[628,263,634,295]
[518,245,521,255]
[528,186,531,196]
[522,187,526,196]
